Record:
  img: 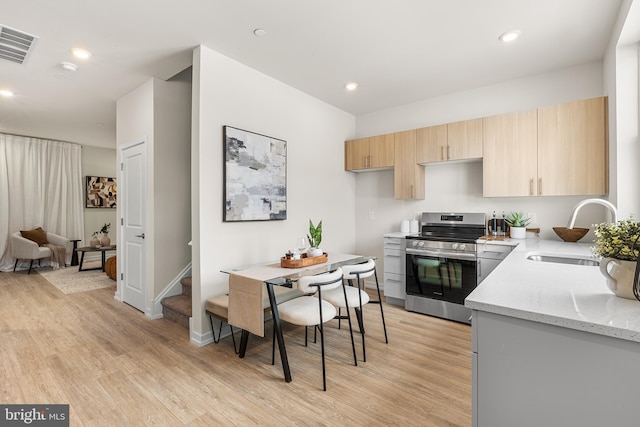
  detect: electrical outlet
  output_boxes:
[528,213,537,224]
[368,211,375,220]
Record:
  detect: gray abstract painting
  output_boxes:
[224,126,287,221]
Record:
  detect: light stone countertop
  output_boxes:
[466,238,640,343]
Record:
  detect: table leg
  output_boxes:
[78,251,86,271]
[266,282,292,383]
[70,240,80,266]
[101,250,106,272]
[239,330,250,358]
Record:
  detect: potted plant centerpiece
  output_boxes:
[504,212,531,239]
[593,217,640,300]
[307,219,323,257]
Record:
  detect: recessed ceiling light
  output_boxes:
[71,47,92,59]
[345,82,358,91]
[61,62,78,71]
[499,30,521,43]
[253,28,266,37]
[0,89,14,97]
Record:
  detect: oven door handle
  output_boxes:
[406,248,477,261]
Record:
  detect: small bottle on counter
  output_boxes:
[491,211,498,235]
[501,211,508,236]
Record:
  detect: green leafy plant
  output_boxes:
[504,212,531,228]
[307,219,322,248]
[592,217,640,261]
[99,222,111,235]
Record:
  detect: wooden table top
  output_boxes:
[77,245,117,252]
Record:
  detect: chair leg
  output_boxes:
[342,285,358,367]
[272,324,276,365]
[355,307,366,362]
[13,259,19,272]
[373,269,389,344]
[28,260,34,274]
[209,315,239,354]
[319,322,327,391]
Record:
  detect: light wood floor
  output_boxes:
[0,271,471,426]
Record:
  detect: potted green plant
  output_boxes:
[593,217,640,300]
[307,219,323,257]
[504,212,531,239]
[99,222,111,246]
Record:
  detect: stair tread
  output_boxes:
[180,277,192,288]
[161,295,192,317]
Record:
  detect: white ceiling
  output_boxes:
[0,0,625,149]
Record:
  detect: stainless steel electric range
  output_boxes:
[405,212,486,324]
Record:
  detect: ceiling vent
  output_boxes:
[0,25,38,65]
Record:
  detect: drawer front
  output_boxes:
[384,272,405,299]
[384,237,404,250]
[383,251,403,274]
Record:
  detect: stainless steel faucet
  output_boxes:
[567,198,618,229]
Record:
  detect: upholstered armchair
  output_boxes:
[11,230,71,274]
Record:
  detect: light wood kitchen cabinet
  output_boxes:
[394,130,425,199]
[537,96,607,196]
[416,118,482,163]
[483,96,607,197]
[483,109,538,197]
[344,133,394,171]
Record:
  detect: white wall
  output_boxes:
[191,45,356,342]
[82,146,117,248]
[354,63,612,275]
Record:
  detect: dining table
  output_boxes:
[222,253,371,383]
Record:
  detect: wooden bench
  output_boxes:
[205,285,303,353]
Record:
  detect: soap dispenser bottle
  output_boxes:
[491,211,498,235]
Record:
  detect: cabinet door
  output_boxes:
[482,110,538,197]
[448,118,483,160]
[344,137,369,170]
[416,124,447,163]
[394,130,425,199]
[537,97,607,196]
[369,133,395,168]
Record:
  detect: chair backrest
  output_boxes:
[297,267,343,294]
[341,259,376,280]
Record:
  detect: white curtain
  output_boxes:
[0,133,84,271]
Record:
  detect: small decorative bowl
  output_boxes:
[553,227,589,242]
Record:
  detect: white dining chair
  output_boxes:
[320,259,388,362]
[276,267,357,391]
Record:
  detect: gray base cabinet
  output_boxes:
[383,236,405,304]
[472,310,640,427]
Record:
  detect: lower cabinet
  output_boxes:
[383,236,405,305]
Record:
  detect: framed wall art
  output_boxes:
[86,176,117,208]
[223,126,287,221]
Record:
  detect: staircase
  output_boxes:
[161,277,192,329]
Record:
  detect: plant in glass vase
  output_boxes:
[307,219,323,257]
[592,217,640,300]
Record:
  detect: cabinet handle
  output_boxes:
[447,145,450,160]
[538,178,542,196]
[441,146,445,161]
[411,185,414,198]
[529,179,534,196]
[478,259,482,277]
[369,155,373,168]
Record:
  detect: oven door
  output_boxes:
[405,248,477,304]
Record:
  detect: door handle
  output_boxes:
[135,233,145,239]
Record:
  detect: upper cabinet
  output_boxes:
[394,130,425,199]
[345,133,394,171]
[483,97,608,197]
[537,97,607,196]
[416,118,482,163]
[483,110,538,197]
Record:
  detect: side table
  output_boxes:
[70,239,82,266]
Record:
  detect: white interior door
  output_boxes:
[120,142,147,312]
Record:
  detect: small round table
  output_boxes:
[76,245,117,272]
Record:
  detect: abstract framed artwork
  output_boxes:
[86,176,117,208]
[223,126,287,221]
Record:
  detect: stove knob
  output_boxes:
[418,241,425,247]
[459,244,466,251]
[412,241,419,247]
[451,243,458,250]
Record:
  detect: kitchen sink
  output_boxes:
[526,253,599,266]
